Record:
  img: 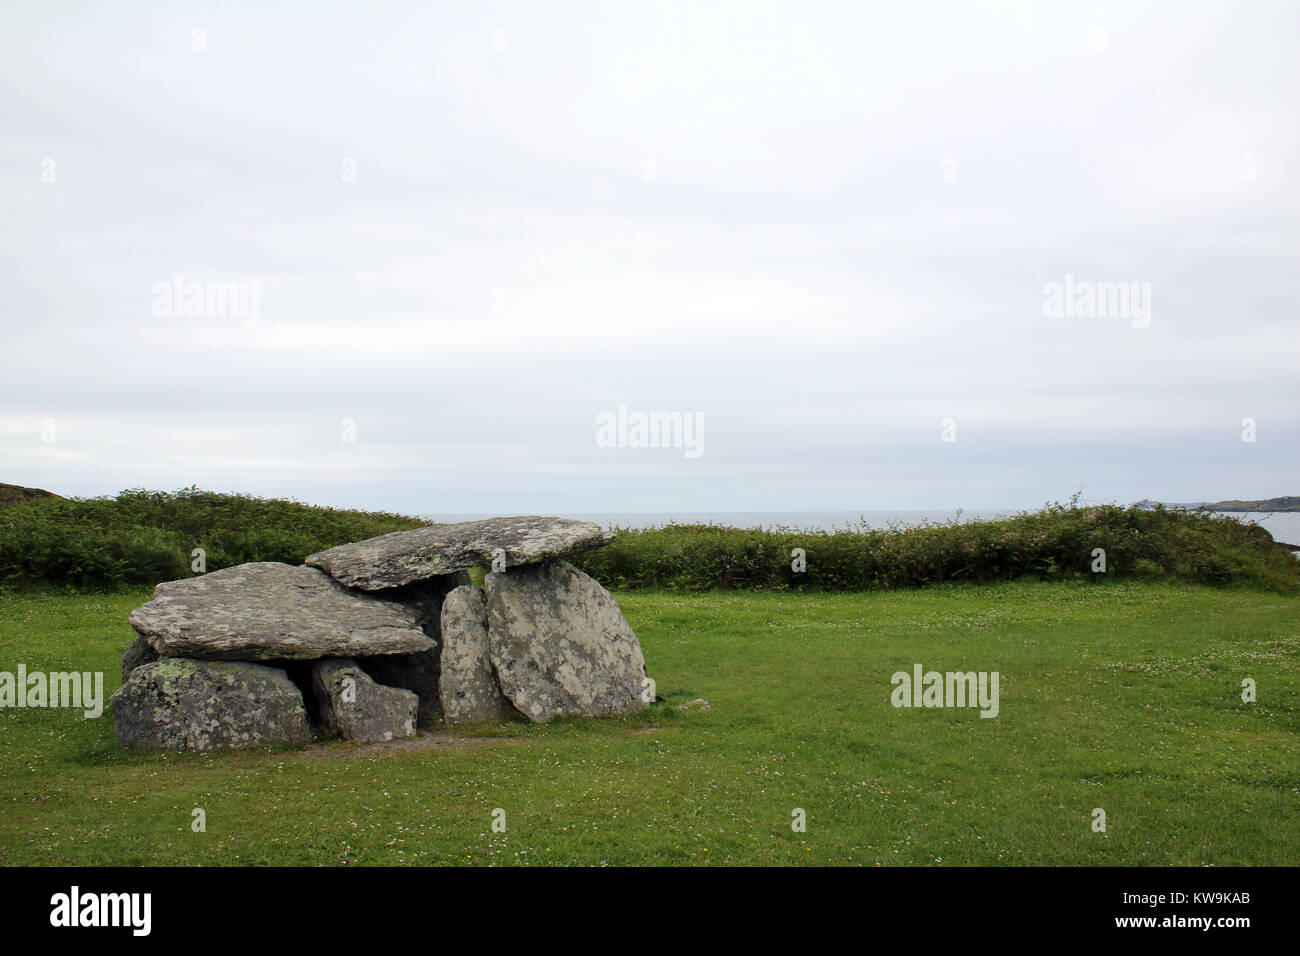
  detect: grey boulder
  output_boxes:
[486,560,648,723]
[128,562,435,661]
[311,659,418,743]
[306,516,614,590]
[439,586,514,725]
[111,658,311,751]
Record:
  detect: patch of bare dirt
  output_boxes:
[296,731,524,761]
[295,724,667,760]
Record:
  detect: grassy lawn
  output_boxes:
[1,581,1296,866]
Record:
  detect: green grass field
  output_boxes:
[1,581,1297,866]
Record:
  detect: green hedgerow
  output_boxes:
[570,503,1299,595]
[0,487,423,591]
[1,491,1294,595]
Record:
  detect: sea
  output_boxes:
[424,510,1300,549]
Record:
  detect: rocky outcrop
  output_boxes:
[439,585,514,725]
[111,658,311,751]
[311,659,418,743]
[486,560,648,723]
[306,516,613,590]
[128,562,434,661]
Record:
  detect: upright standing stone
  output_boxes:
[311,659,418,744]
[486,560,648,723]
[439,586,513,724]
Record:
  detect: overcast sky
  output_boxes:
[2,1,1296,515]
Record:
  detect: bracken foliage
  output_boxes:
[0,487,423,591]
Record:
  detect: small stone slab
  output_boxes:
[306,516,614,590]
[127,562,435,661]
[357,649,442,728]
[311,659,418,743]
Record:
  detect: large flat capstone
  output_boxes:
[128,562,435,661]
[305,516,614,590]
[486,560,648,723]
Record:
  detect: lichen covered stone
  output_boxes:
[111,658,311,751]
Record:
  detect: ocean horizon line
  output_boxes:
[418,508,1300,540]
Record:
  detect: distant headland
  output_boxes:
[0,482,59,508]
[1135,496,1300,513]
